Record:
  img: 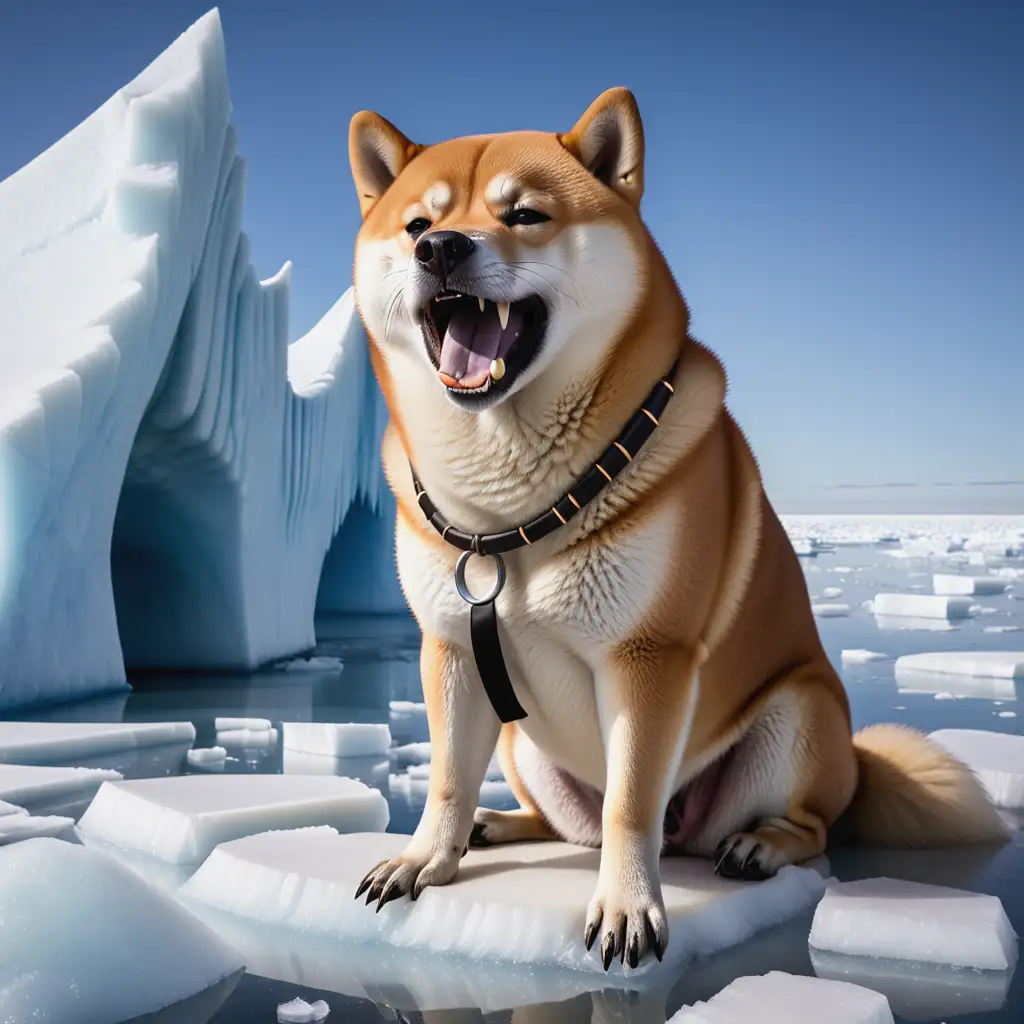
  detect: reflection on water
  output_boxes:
[13,553,1024,1022]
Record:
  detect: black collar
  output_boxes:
[409,356,681,723]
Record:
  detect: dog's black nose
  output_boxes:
[414,230,475,280]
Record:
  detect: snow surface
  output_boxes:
[929,729,1024,808]
[895,651,1024,680]
[0,763,121,807]
[0,800,26,817]
[872,593,975,619]
[283,722,391,758]
[668,971,893,1023]
[0,721,193,765]
[0,837,244,1021]
[808,878,1017,970]
[933,574,1007,596]
[180,828,827,979]
[77,773,389,863]
[0,813,75,844]
[278,997,330,1023]
[0,8,393,711]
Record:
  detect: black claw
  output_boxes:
[626,932,640,969]
[375,879,405,913]
[469,822,492,848]
[739,842,762,875]
[461,844,469,858]
[354,873,374,900]
[584,919,599,951]
[601,932,615,971]
[646,917,666,962]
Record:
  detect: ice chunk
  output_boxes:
[0,7,395,712]
[0,721,194,764]
[278,997,330,1023]
[822,587,844,598]
[895,666,1016,701]
[388,773,512,809]
[874,614,956,632]
[896,651,1024,680]
[215,717,271,731]
[933,574,1007,596]
[812,603,850,617]
[984,625,1021,633]
[668,971,893,1023]
[841,650,889,664]
[388,741,432,767]
[216,727,279,749]
[187,745,227,768]
[929,729,1024,807]
[282,656,344,674]
[389,701,429,744]
[811,948,1013,1020]
[808,878,1017,970]
[0,764,120,809]
[77,774,389,864]
[0,813,75,844]
[872,594,975,619]
[0,837,244,1021]
[181,829,827,978]
[0,800,26,817]
[283,722,391,758]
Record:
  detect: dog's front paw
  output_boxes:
[584,876,668,970]
[714,831,782,881]
[355,843,462,911]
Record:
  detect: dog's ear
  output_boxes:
[560,88,644,208]
[349,111,421,217]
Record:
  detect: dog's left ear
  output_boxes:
[349,111,421,218]
[560,87,644,208]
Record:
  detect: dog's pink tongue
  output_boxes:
[438,303,523,389]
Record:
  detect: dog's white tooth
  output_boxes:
[497,301,510,330]
[478,295,486,312]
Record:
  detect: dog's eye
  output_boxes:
[503,207,551,227]
[405,217,432,238]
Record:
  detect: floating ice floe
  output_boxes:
[389,701,429,744]
[841,650,889,665]
[933,574,1007,596]
[180,829,827,979]
[0,813,75,844]
[277,997,330,1023]
[812,603,850,618]
[895,651,1024,680]
[216,726,279,749]
[872,594,975,620]
[822,587,844,599]
[214,717,271,732]
[0,763,121,810]
[0,8,393,712]
[985,625,1021,633]
[873,614,957,633]
[388,741,432,767]
[77,774,389,863]
[808,878,1017,970]
[0,721,195,765]
[0,837,244,1021]
[0,800,26,817]
[929,729,1024,807]
[187,745,227,768]
[388,773,512,809]
[283,722,391,758]
[668,970,893,1023]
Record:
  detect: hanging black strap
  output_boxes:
[470,601,527,723]
[413,356,681,724]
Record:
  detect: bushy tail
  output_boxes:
[848,723,1010,848]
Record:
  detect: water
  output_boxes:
[7,541,1024,1023]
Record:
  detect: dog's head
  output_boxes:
[349,89,650,413]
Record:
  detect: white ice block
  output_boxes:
[388,741,432,767]
[0,721,195,765]
[808,877,1017,970]
[215,717,271,732]
[0,838,244,1021]
[77,774,389,864]
[283,722,391,759]
[216,727,279,749]
[841,650,889,664]
[929,729,1024,807]
[389,701,429,744]
[895,651,1024,680]
[933,574,1007,596]
[180,829,827,979]
[669,971,893,1023]
[187,746,227,768]
[822,587,844,599]
[0,763,122,806]
[0,800,27,817]
[813,603,850,617]
[278,997,330,1023]
[872,593,975,619]
[0,813,75,844]
[388,773,513,809]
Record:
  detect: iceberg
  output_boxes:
[0,838,244,1022]
[0,9,396,711]
[76,773,390,863]
[180,828,827,980]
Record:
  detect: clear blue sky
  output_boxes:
[1,1,1020,513]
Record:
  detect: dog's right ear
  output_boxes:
[349,111,421,218]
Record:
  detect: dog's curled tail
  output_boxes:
[847,723,1010,848]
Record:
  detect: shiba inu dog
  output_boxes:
[347,87,1008,970]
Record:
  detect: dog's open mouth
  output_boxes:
[422,291,548,402]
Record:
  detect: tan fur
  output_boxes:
[348,87,1008,967]
[848,723,1010,848]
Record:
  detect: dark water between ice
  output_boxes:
[12,544,1024,1023]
